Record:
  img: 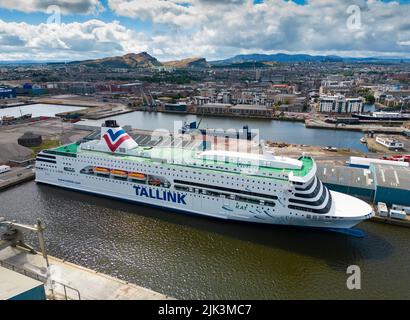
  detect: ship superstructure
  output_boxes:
[35,120,373,230]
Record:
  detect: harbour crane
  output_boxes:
[0,218,49,266]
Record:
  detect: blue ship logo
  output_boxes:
[133,186,187,205]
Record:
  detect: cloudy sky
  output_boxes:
[0,0,409,61]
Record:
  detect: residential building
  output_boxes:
[231,104,273,117]
[319,80,355,95]
[196,103,232,115]
[278,104,304,113]
[193,96,211,105]
[319,95,364,113]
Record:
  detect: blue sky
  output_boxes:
[0,0,409,61]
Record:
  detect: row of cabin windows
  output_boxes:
[174,180,278,202]
[37,163,57,168]
[294,179,322,199]
[289,186,328,207]
[81,169,276,207]
[174,185,276,207]
[85,159,283,185]
[85,175,147,186]
[72,156,287,193]
[294,177,316,191]
[288,193,332,214]
[84,170,280,195]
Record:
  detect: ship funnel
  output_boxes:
[99,120,138,152]
[104,120,120,128]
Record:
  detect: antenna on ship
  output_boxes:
[197,117,203,129]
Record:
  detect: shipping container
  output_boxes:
[378,202,389,217]
[392,204,410,215]
[390,209,407,220]
[348,156,409,169]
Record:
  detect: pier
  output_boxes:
[0,247,172,300]
[371,215,410,228]
[0,167,35,191]
[0,219,173,300]
[305,119,406,134]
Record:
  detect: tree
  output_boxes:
[364,94,375,104]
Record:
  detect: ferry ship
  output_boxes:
[35,120,373,230]
[352,111,410,121]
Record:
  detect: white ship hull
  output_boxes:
[35,162,370,230]
[34,120,373,231]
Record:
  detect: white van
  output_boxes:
[0,165,11,174]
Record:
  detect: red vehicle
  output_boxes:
[148,178,161,186]
[382,155,410,162]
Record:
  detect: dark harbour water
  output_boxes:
[2,182,410,299]
[1,104,368,152]
[80,111,368,152]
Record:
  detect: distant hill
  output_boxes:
[68,53,211,69]
[211,53,410,65]
[163,57,210,69]
[211,53,343,65]
[69,52,162,69]
[2,51,409,67]
[212,61,279,69]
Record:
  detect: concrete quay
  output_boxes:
[371,215,410,228]
[305,119,406,134]
[82,109,134,120]
[0,167,35,191]
[0,247,173,300]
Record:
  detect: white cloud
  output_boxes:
[108,0,204,27]
[107,0,410,58]
[0,0,104,15]
[0,17,219,61]
[0,0,410,61]
[0,19,149,60]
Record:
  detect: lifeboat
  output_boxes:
[111,169,128,177]
[93,167,110,175]
[128,172,146,180]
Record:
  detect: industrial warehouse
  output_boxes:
[318,160,410,207]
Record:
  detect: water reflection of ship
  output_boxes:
[180,120,257,140]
